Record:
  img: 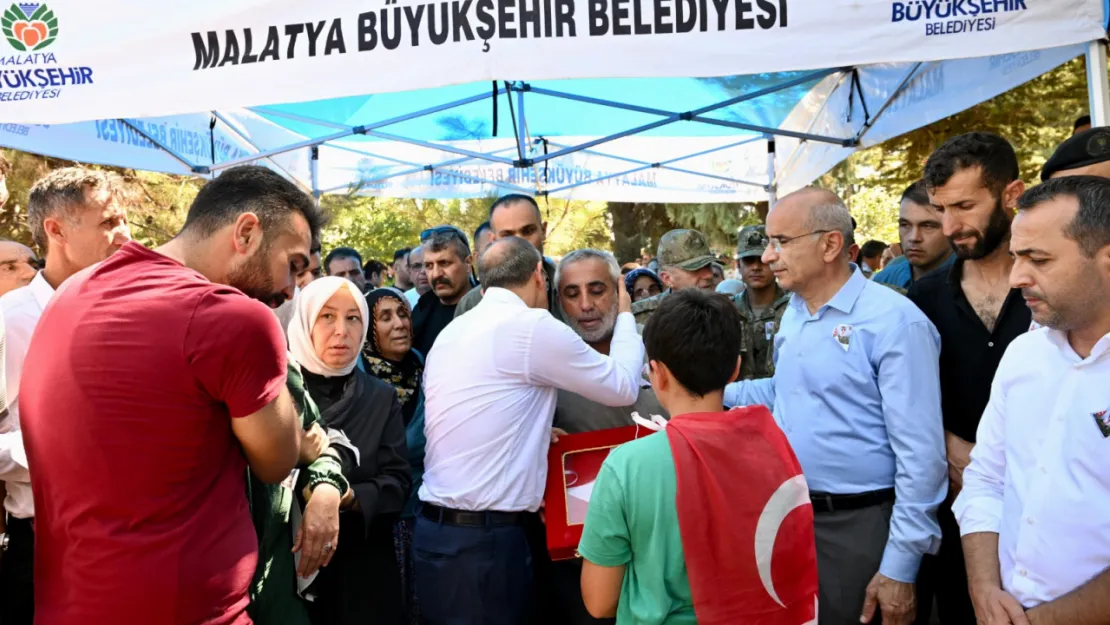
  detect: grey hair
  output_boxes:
[555,249,620,290]
[1019,175,1110,258]
[27,167,129,252]
[424,232,470,261]
[478,236,541,289]
[804,198,854,255]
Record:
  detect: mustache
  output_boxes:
[432,278,454,287]
[1022,288,1046,300]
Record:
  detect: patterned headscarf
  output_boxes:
[362,287,423,424]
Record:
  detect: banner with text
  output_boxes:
[0,0,1101,123]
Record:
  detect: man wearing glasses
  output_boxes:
[724,187,946,625]
[412,225,475,357]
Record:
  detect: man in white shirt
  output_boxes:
[415,236,644,625]
[0,168,132,625]
[955,175,1110,625]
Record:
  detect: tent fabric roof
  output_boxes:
[0,1,1103,201]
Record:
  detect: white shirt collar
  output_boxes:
[482,286,529,309]
[28,271,54,310]
[1044,327,1110,366]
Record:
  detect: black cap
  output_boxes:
[1041,127,1110,181]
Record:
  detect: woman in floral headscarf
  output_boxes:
[362,287,427,625]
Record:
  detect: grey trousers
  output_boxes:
[814,500,894,625]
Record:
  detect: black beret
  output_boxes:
[1041,127,1110,181]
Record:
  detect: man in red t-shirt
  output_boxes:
[20,166,325,625]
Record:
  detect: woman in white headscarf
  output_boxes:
[288,277,410,625]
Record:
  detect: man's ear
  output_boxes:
[648,359,669,392]
[1002,179,1026,212]
[730,356,742,384]
[232,212,263,255]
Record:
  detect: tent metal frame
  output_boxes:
[176,68,858,200]
[121,41,1110,201]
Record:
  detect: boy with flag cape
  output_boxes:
[578,289,818,624]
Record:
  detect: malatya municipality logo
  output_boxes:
[2,3,57,52]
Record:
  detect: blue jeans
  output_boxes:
[412,513,534,625]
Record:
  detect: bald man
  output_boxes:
[724,187,946,625]
[0,241,36,298]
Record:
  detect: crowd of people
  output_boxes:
[0,118,1104,625]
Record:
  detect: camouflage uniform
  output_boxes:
[732,225,790,380]
[631,229,717,326]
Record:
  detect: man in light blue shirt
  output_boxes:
[725,187,946,625]
[872,181,954,290]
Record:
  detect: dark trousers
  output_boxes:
[0,516,33,625]
[914,505,976,625]
[522,512,612,625]
[412,513,534,625]
[813,501,893,625]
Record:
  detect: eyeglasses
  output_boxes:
[766,229,833,254]
[420,225,471,251]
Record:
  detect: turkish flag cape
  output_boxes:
[666,407,818,625]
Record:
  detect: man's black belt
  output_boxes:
[809,488,895,514]
[420,502,525,527]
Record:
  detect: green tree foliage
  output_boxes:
[320,191,611,263]
[822,56,1090,243]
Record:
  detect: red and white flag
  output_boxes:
[667,407,818,625]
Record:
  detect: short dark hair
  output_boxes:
[27,167,131,251]
[425,232,470,261]
[325,247,362,273]
[860,240,888,260]
[923,132,1019,197]
[1075,114,1092,130]
[901,180,929,206]
[474,221,491,240]
[1018,175,1110,258]
[478,236,540,289]
[182,165,324,246]
[642,290,742,398]
[364,259,387,277]
[393,247,411,263]
[489,194,542,222]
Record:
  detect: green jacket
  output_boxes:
[247,360,350,625]
[630,289,671,326]
[732,287,791,380]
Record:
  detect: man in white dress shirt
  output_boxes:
[0,168,132,625]
[415,236,644,625]
[955,175,1110,625]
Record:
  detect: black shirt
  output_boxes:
[908,259,1031,442]
[412,289,464,357]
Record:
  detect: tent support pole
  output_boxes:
[766,137,777,206]
[118,119,200,173]
[310,146,320,202]
[1087,39,1110,126]
[516,85,528,163]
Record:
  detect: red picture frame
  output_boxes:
[543,425,654,560]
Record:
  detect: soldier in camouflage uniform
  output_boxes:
[631,229,717,325]
[731,225,790,380]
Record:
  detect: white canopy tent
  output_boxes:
[0,0,1104,201]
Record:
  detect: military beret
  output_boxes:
[1041,127,1110,181]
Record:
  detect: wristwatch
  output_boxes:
[0,532,9,552]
